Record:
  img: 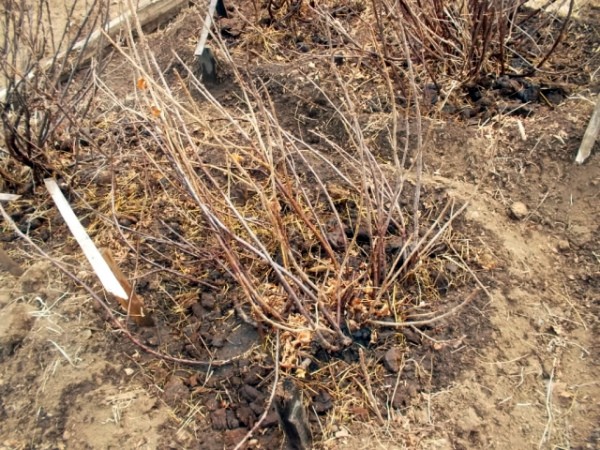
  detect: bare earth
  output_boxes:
[0,1,598,450]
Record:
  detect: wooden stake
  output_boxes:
[100,248,154,327]
[194,0,220,84]
[194,0,219,57]
[45,178,153,327]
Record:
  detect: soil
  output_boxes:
[1,1,599,450]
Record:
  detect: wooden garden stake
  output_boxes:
[45,178,153,327]
[100,248,154,327]
[194,0,220,83]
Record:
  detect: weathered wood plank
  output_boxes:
[100,248,154,327]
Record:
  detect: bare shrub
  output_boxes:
[0,0,108,188]
[319,0,574,84]
[89,4,476,358]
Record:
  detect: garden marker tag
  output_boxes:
[194,0,219,57]
[194,0,219,84]
[44,178,128,300]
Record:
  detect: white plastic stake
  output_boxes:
[0,193,21,202]
[194,0,219,56]
[44,178,128,300]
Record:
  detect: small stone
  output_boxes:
[191,302,205,319]
[296,42,310,53]
[124,368,134,376]
[383,347,403,373]
[81,329,93,340]
[445,262,459,274]
[335,428,350,438]
[249,401,264,416]
[118,217,133,227]
[509,202,528,220]
[18,261,52,294]
[402,329,421,346]
[464,209,480,221]
[557,239,570,252]
[0,291,9,308]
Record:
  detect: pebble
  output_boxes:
[509,201,528,220]
[81,329,93,340]
[296,42,309,53]
[557,239,570,252]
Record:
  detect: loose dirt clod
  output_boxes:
[0,247,23,277]
[509,201,529,220]
[383,347,403,373]
[557,239,571,252]
[163,376,188,406]
[0,303,34,361]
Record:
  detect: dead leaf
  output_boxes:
[136,77,148,90]
[150,106,161,117]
